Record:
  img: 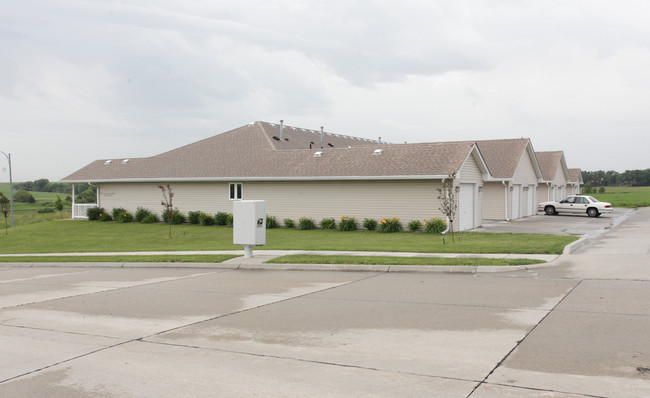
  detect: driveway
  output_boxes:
[0,208,648,397]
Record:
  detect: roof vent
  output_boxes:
[104,160,112,165]
[373,149,383,155]
[313,151,323,157]
[328,143,334,147]
[272,136,280,141]
[122,159,130,164]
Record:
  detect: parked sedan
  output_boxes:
[538,195,613,217]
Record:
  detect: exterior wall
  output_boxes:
[551,164,568,200]
[482,182,505,220]
[98,180,448,226]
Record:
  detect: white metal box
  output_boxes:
[233,200,266,246]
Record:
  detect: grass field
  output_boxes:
[590,186,650,208]
[0,220,577,255]
[0,184,71,226]
[267,255,545,266]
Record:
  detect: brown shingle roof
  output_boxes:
[568,168,583,184]
[61,121,478,182]
[536,151,564,181]
[475,138,530,178]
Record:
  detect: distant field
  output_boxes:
[0,183,71,226]
[590,186,650,208]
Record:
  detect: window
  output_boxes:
[229,183,242,200]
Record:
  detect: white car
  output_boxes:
[538,195,613,217]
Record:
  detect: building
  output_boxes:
[62,121,492,231]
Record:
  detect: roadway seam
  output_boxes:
[465,279,585,397]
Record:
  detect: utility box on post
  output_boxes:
[233,200,266,258]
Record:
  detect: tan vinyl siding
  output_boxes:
[537,184,550,203]
[482,182,505,220]
[98,180,446,224]
[246,180,445,224]
[513,151,538,184]
[459,155,483,183]
[98,182,232,215]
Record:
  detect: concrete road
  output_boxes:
[1,209,649,397]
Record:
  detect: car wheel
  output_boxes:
[587,207,599,217]
[544,206,556,215]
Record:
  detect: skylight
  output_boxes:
[313,151,323,157]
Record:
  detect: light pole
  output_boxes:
[0,150,14,228]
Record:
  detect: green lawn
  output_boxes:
[590,186,650,208]
[267,255,545,266]
[0,220,577,255]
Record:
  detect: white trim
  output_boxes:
[62,174,452,184]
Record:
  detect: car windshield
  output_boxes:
[587,196,599,202]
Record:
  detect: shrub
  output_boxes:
[319,217,336,230]
[298,217,317,230]
[140,213,159,224]
[214,212,230,226]
[87,207,103,221]
[266,215,279,229]
[424,217,447,234]
[112,208,134,223]
[187,211,202,225]
[377,217,402,233]
[162,209,186,225]
[362,218,377,231]
[98,211,112,222]
[199,212,215,226]
[283,218,295,228]
[135,207,153,222]
[14,189,35,203]
[37,208,55,214]
[338,216,358,231]
[226,213,234,227]
[408,219,422,232]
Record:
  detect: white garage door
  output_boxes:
[527,186,535,216]
[511,185,520,220]
[459,183,474,231]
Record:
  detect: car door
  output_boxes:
[557,197,575,213]
[573,196,589,214]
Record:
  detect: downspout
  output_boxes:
[502,181,510,221]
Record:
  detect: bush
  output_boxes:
[408,219,422,232]
[215,212,230,226]
[112,208,134,223]
[199,212,215,226]
[14,189,35,203]
[424,217,447,234]
[377,217,402,233]
[266,215,279,229]
[319,217,336,230]
[162,209,186,225]
[363,218,377,231]
[187,211,202,225]
[283,218,295,228]
[298,217,317,230]
[338,216,358,231]
[226,213,234,227]
[87,207,103,221]
[135,207,153,223]
[98,211,112,222]
[37,208,55,214]
[140,213,159,224]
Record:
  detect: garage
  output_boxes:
[511,184,521,220]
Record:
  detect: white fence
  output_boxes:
[73,203,98,219]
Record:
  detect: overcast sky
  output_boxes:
[2,0,649,182]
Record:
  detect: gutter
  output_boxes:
[61,174,453,184]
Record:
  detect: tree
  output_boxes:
[33,178,49,191]
[437,174,457,242]
[54,195,64,219]
[0,192,9,235]
[159,184,174,238]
